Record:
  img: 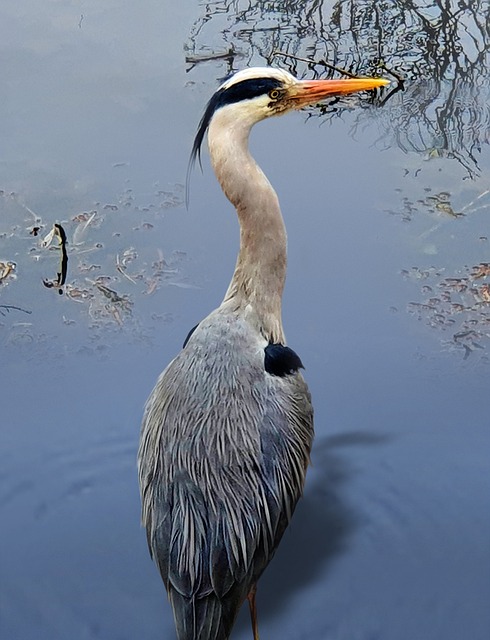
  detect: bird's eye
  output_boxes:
[269,89,281,100]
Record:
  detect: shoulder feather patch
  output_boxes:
[264,343,304,377]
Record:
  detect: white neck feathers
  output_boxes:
[207,104,287,344]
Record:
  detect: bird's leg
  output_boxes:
[247,584,260,640]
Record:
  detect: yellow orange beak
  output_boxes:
[290,76,390,108]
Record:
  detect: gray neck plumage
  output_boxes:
[208,107,287,344]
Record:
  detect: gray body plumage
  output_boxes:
[137,66,387,640]
[139,302,313,639]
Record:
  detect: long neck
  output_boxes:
[208,108,287,344]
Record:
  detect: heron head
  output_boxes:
[190,66,389,167]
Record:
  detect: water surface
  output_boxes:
[1,1,489,639]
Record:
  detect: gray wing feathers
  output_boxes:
[138,317,314,639]
[258,376,313,549]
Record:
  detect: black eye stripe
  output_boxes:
[189,77,283,170]
[218,78,283,106]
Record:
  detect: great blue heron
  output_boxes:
[138,67,388,640]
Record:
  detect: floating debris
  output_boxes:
[42,224,68,294]
[72,211,97,223]
[404,260,490,359]
[116,249,139,285]
[65,285,93,304]
[185,46,240,71]
[1,182,188,353]
[94,281,129,305]
[0,261,16,284]
[89,278,133,326]
[471,263,490,280]
[72,211,97,246]
[476,284,490,303]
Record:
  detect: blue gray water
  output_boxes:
[1,1,489,639]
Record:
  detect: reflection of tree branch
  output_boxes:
[272,51,359,78]
[187,0,489,178]
[0,304,32,317]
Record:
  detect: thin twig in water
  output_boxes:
[377,61,405,86]
[271,51,358,78]
[0,304,32,317]
[186,47,238,64]
[116,253,138,284]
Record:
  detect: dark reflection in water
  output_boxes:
[258,432,391,610]
[188,0,490,177]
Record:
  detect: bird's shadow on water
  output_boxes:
[236,430,394,631]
